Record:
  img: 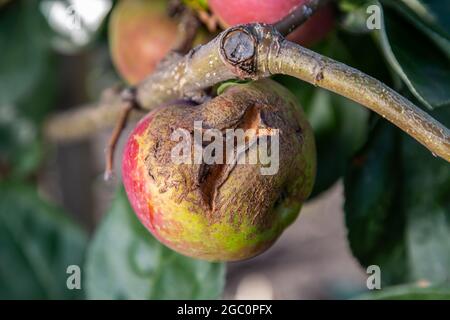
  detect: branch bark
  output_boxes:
[44,89,144,142]
[172,7,201,54]
[43,1,328,141]
[45,23,450,162]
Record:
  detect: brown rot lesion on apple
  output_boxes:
[121,79,316,260]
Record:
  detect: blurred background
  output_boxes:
[1,0,449,300]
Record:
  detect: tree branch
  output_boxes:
[45,23,450,162]
[44,89,144,142]
[42,2,328,141]
[172,8,201,54]
[273,40,450,161]
[44,6,201,143]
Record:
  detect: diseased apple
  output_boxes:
[122,79,316,261]
[209,0,335,47]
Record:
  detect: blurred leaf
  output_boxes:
[0,0,13,9]
[85,187,226,300]
[183,0,208,11]
[383,0,450,40]
[377,4,450,109]
[0,1,51,105]
[275,77,369,197]
[344,123,408,284]
[0,64,57,179]
[355,282,450,300]
[0,183,87,299]
[339,0,375,10]
[339,0,379,34]
[381,0,450,56]
[0,123,43,179]
[0,1,57,178]
[345,108,450,285]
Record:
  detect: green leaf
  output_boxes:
[0,64,56,178]
[0,183,87,299]
[384,0,450,40]
[183,0,208,11]
[0,1,51,105]
[377,4,450,109]
[381,0,450,56]
[344,123,409,284]
[355,282,450,300]
[0,1,56,178]
[216,80,250,95]
[345,108,450,285]
[85,187,226,300]
[339,0,379,34]
[314,90,369,197]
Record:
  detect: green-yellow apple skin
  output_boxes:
[122,79,316,261]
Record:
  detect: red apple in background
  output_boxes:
[109,0,177,85]
[209,0,335,47]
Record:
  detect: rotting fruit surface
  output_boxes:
[122,79,316,261]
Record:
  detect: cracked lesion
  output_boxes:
[198,104,277,213]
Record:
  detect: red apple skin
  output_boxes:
[209,0,335,47]
[286,5,335,46]
[121,111,158,235]
[109,0,177,85]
